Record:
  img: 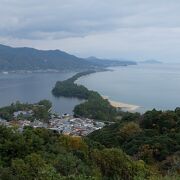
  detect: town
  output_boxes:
[0,110,105,136]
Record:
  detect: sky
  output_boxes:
[0,0,180,62]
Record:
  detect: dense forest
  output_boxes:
[0,125,177,180]
[89,109,180,176]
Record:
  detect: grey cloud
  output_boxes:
[1,0,180,40]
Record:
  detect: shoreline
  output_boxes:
[74,70,141,112]
[102,96,140,112]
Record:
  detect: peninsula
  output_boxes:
[52,71,118,121]
[52,70,141,123]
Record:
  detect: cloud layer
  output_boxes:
[1,0,180,61]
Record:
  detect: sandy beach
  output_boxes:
[102,96,140,112]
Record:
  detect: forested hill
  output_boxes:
[0,44,136,71]
[88,109,180,175]
[0,44,93,71]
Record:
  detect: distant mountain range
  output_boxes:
[86,56,136,67]
[0,44,136,71]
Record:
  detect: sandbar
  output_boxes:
[102,96,140,112]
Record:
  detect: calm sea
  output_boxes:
[0,63,180,114]
[0,71,83,115]
[77,63,180,112]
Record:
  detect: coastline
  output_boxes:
[102,96,140,112]
[74,69,141,112]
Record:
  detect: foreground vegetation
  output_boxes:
[0,125,171,180]
[0,100,178,178]
[89,109,180,176]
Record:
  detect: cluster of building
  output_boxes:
[49,115,105,136]
[0,118,10,126]
[0,118,48,130]
[13,110,33,118]
[0,112,105,136]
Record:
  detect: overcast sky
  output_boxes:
[1,0,180,61]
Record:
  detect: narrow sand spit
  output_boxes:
[102,96,140,112]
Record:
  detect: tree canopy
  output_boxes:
[89,109,180,175]
[0,125,155,180]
